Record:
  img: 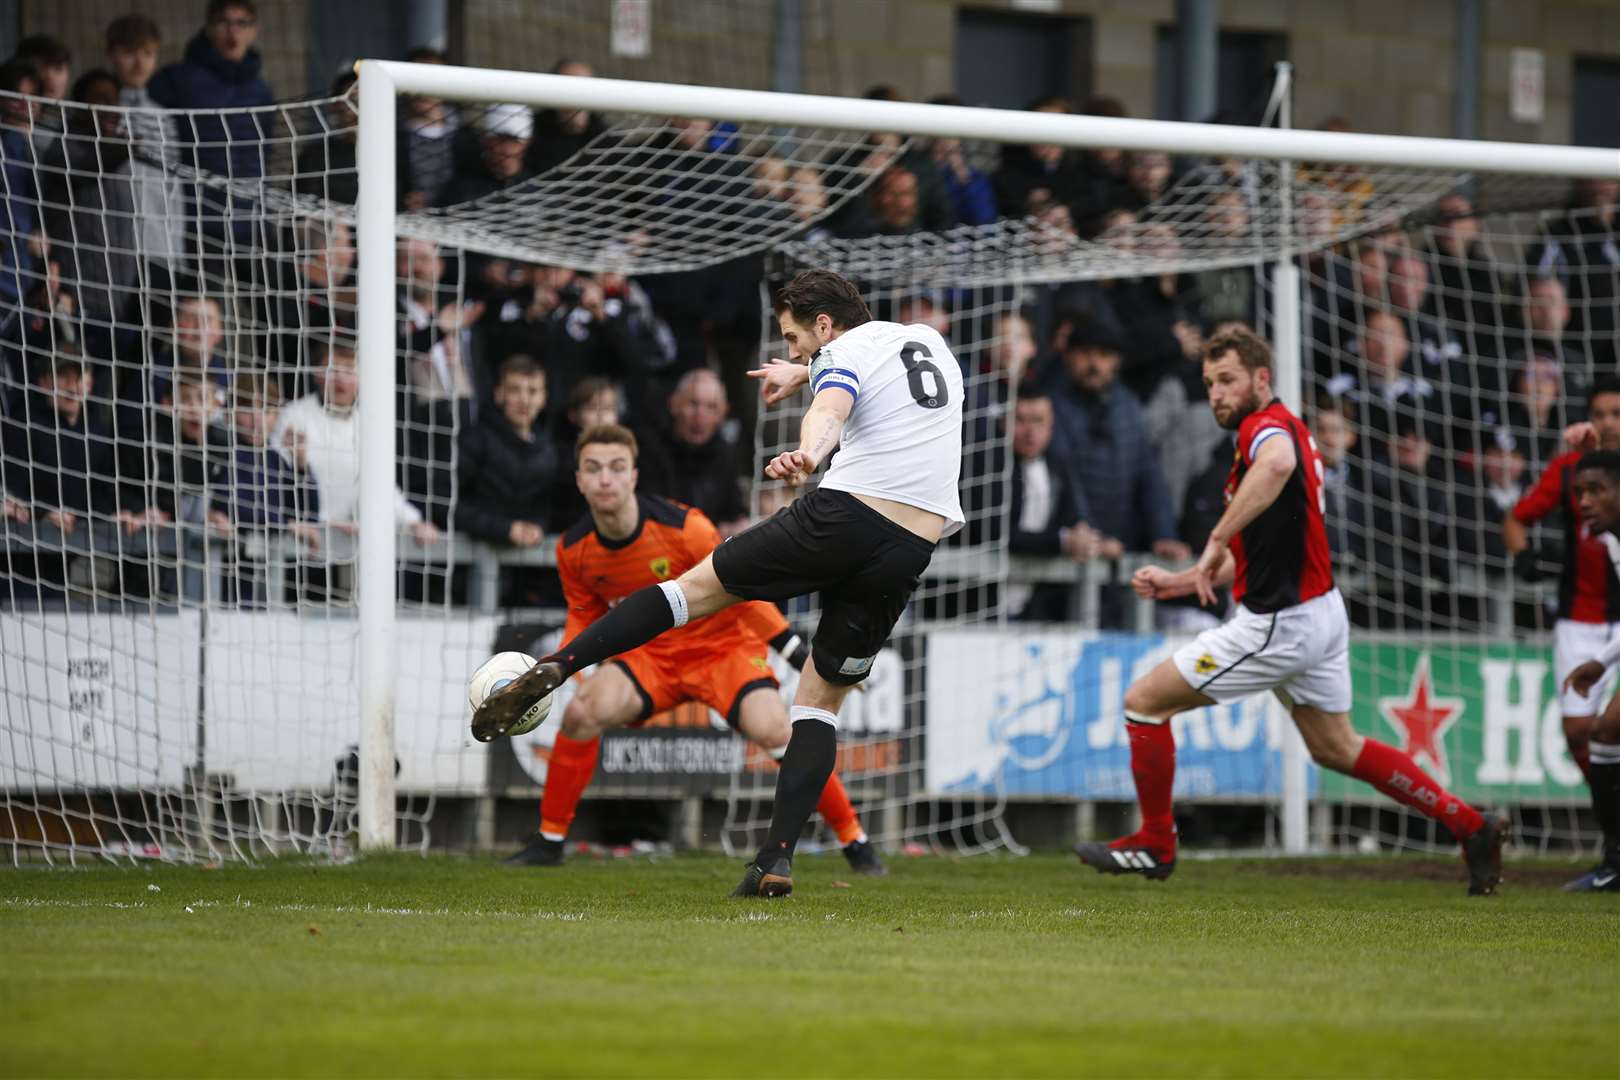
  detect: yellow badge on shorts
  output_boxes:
[649,557,672,579]
[1195,654,1218,675]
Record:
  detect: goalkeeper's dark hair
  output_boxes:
[1576,450,1620,484]
[773,270,872,332]
[1589,376,1620,408]
[576,423,638,463]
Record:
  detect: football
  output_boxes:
[467,651,550,737]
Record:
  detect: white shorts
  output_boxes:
[1554,618,1620,716]
[1172,589,1352,713]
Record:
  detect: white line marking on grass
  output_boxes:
[3,897,588,921]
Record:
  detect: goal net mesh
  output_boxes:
[0,79,1612,864]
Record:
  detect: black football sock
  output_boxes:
[755,708,839,867]
[544,582,686,676]
[1588,743,1620,865]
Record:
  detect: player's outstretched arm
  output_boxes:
[765,387,852,485]
[747,359,810,405]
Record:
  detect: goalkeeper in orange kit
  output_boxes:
[503,424,884,874]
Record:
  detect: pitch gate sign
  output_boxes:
[924,630,1585,804]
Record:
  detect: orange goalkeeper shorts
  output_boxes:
[611,639,779,728]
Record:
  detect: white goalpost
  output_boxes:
[353,60,1615,852]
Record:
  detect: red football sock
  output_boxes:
[1351,739,1484,841]
[1122,719,1177,854]
[538,733,600,840]
[816,772,865,846]
[1567,731,1592,782]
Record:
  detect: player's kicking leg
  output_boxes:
[1565,688,1620,892]
[731,659,860,898]
[731,685,885,878]
[503,663,647,867]
[471,557,741,741]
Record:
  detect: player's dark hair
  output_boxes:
[576,423,638,463]
[1576,450,1620,484]
[772,270,872,332]
[497,354,543,383]
[1589,376,1620,409]
[107,14,162,51]
[1204,325,1272,373]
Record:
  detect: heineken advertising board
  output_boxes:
[1334,640,1584,804]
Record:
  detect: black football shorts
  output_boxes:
[711,487,935,684]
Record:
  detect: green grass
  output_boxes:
[1,852,1614,1078]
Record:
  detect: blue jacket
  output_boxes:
[939,163,998,227]
[150,33,273,239]
[1051,380,1177,551]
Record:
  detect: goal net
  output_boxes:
[2,65,1614,864]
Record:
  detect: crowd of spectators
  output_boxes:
[0,1,1616,628]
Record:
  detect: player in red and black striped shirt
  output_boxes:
[1075,326,1507,895]
[1505,377,1620,783]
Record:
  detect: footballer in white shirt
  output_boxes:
[469,269,964,898]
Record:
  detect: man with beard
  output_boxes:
[1073,327,1508,896]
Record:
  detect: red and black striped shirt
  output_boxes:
[1512,451,1620,623]
[1226,400,1335,613]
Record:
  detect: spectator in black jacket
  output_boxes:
[1005,387,1110,621]
[636,368,747,535]
[1050,321,1187,562]
[548,376,622,532]
[2,352,122,535]
[991,95,1091,220]
[1453,428,1526,571]
[457,355,557,548]
[525,59,607,177]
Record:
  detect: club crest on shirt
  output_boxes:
[648,556,672,579]
[1194,653,1218,675]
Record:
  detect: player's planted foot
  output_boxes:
[1074,833,1177,880]
[842,838,887,877]
[503,835,565,867]
[730,856,794,898]
[471,660,565,743]
[1461,811,1509,896]
[1561,863,1620,892]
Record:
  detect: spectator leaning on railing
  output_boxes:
[457,354,556,549]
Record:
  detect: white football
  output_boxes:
[467,651,551,737]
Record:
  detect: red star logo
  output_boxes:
[1378,654,1464,783]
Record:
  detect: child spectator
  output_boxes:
[222,372,317,539]
[149,0,274,254]
[14,34,70,159]
[457,355,557,547]
[103,14,187,304]
[0,58,42,305]
[143,370,231,531]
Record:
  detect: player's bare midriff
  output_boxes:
[852,492,946,543]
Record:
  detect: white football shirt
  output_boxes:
[807,320,965,536]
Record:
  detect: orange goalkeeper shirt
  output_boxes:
[556,495,788,659]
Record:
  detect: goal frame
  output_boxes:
[352,59,1620,851]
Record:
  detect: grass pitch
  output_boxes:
[2,852,1613,1078]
